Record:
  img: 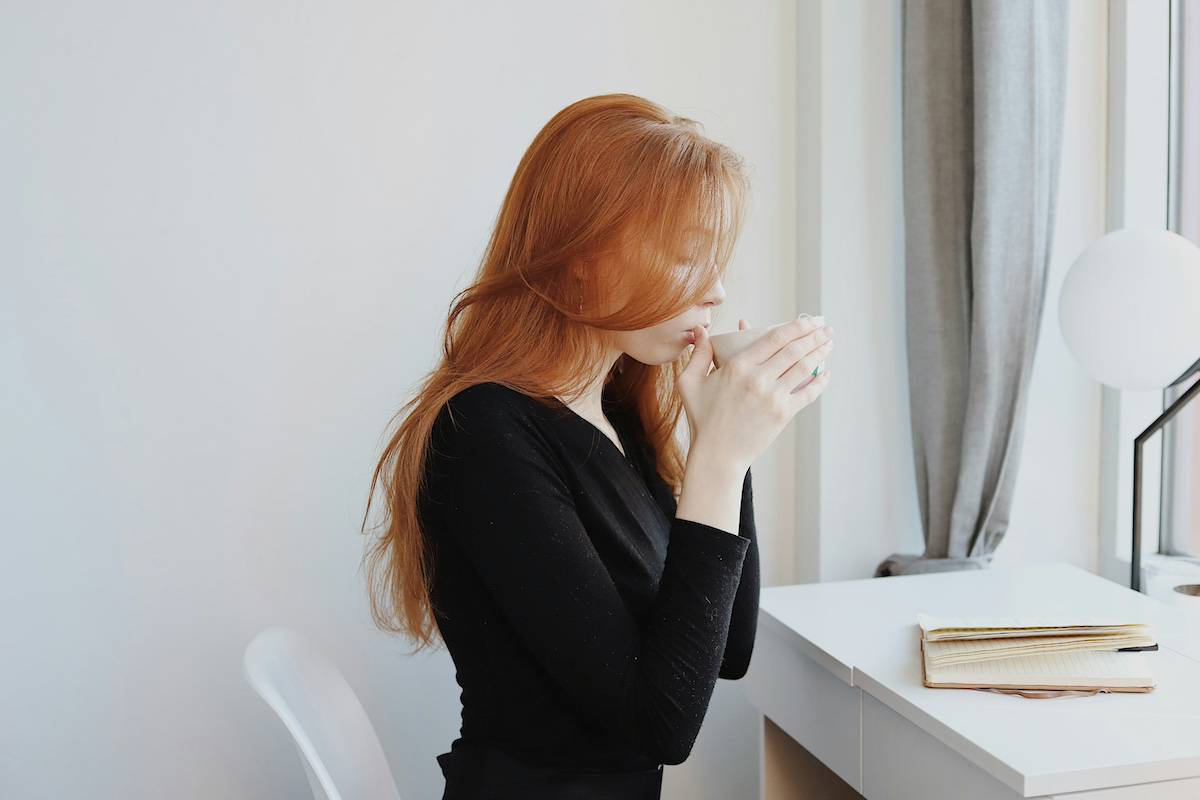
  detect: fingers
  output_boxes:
[786,368,832,407]
[778,337,834,390]
[681,324,713,379]
[741,315,823,365]
[762,325,833,379]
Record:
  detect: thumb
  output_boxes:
[682,325,713,377]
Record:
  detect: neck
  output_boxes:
[558,346,623,417]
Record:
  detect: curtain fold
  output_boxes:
[875,0,1070,578]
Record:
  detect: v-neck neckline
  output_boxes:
[551,394,638,467]
[544,392,669,520]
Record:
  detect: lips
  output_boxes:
[683,323,710,345]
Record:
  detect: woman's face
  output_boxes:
[609,276,727,365]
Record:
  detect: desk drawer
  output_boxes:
[861,691,1024,799]
[745,616,861,791]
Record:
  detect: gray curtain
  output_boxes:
[875,0,1070,578]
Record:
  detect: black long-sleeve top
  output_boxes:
[420,381,760,774]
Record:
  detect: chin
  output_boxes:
[619,350,665,367]
[657,343,690,365]
[621,337,691,366]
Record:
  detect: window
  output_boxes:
[1161,0,1200,557]
[1101,0,1200,592]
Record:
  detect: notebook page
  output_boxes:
[924,633,1156,666]
[925,627,1148,641]
[925,648,1154,688]
[918,612,1152,635]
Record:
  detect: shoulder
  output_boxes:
[427,382,569,486]
[432,382,562,453]
[437,382,543,429]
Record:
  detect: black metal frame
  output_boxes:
[1131,356,1200,592]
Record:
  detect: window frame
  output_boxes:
[1160,0,1200,560]
[1100,0,1200,594]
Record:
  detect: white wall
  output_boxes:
[2,1,1111,797]
[793,0,918,584]
[795,0,1108,583]
[995,0,1108,573]
[1,2,795,799]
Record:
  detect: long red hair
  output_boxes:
[361,93,750,650]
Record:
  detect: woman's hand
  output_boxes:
[687,318,750,448]
[679,315,833,472]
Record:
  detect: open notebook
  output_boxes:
[917,614,1158,693]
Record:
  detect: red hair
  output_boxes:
[361,93,750,650]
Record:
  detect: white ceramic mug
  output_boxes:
[708,314,827,392]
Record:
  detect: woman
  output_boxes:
[361,93,833,799]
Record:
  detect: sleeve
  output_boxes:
[718,467,760,680]
[429,390,750,766]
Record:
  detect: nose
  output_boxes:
[701,277,727,308]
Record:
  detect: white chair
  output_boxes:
[243,626,403,800]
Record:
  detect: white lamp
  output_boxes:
[1059,227,1200,591]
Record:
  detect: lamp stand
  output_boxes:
[1132,357,1200,592]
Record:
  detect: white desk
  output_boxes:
[743,562,1200,799]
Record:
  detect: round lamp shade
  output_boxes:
[1059,228,1200,390]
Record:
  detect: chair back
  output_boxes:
[243,626,402,800]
